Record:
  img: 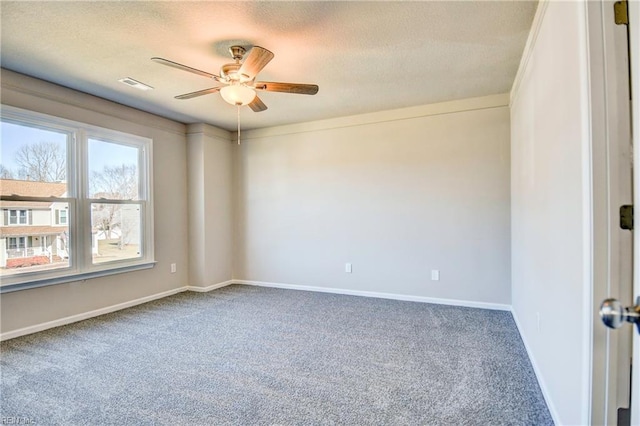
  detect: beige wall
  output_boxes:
[1,71,513,339]
[0,69,190,333]
[234,95,511,305]
[510,2,591,424]
[187,124,233,288]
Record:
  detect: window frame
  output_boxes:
[56,209,68,225]
[7,237,26,250]
[8,209,28,225]
[18,209,27,225]
[0,106,155,293]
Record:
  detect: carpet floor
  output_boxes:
[1,285,553,425]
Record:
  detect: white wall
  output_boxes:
[234,95,511,306]
[31,210,50,225]
[0,69,190,334]
[510,1,591,424]
[187,124,233,288]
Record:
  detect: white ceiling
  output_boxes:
[0,1,537,131]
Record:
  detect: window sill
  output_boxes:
[0,261,157,294]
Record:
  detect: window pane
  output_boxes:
[88,139,139,200]
[58,209,68,224]
[0,121,68,196]
[91,203,141,264]
[0,201,70,277]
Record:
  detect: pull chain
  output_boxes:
[237,105,241,145]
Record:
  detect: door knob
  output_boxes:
[600,298,640,332]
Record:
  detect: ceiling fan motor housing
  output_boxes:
[229,45,246,61]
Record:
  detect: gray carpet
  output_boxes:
[1,285,553,425]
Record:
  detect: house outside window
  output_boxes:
[0,106,154,291]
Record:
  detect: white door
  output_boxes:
[630,1,640,423]
[594,1,640,426]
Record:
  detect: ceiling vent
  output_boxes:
[118,77,153,91]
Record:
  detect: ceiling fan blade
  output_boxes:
[248,96,268,112]
[174,87,221,100]
[238,46,274,80]
[151,57,220,81]
[255,82,319,95]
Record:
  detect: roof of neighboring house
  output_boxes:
[0,179,67,209]
[0,179,67,198]
[0,225,68,237]
[0,201,52,209]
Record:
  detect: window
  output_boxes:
[7,237,26,250]
[55,209,68,225]
[0,106,154,291]
[88,138,143,264]
[8,209,28,225]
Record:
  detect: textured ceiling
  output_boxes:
[0,1,537,131]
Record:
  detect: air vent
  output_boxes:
[118,77,153,91]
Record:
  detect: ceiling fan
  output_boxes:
[152,45,319,112]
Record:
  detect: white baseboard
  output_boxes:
[185,280,234,293]
[0,278,510,342]
[511,309,561,425]
[0,286,188,341]
[234,279,511,311]
[1,280,236,341]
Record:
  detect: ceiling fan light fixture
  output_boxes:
[220,84,256,106]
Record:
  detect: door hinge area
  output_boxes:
[614,0,629,25]
[620,205,634,230]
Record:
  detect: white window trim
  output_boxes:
[60,209,67,225]
[8,209,28,225]
[7,236,26,250]
[0,105,155,292]
[55,208,68,225]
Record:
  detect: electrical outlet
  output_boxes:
[170,263,177,273]
[431,270,440,281]
[345,263,352,273]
